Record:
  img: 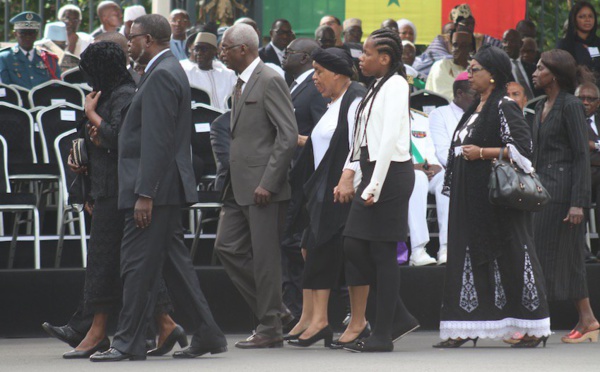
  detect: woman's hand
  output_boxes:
[297,135,308,147]
[333,169,355,203]
[461,145,481,161]
[84,91,101,120]
[563,207,584,226]
[364,194,374,207]
[67,148,87,174]
[88,124,101,147]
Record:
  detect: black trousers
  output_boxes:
[112,205,226,356]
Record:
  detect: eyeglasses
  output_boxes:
[127,33,148,42]
[467,66,484,74]
[578,95,599,102]
[274,29,292,36]
[220,44,243,53]
[284,49,307,57]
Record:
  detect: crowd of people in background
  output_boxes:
[1,0,599,362]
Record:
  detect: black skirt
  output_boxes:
[343,148,414,242]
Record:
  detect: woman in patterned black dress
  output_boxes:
[63,42,183,359]
[436,45,550,348]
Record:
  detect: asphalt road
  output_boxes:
[1,331,597,372]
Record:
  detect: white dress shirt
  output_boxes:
[290,69,314,94]
[589,114,598,136]
[428,102,464,167]
[238,57,261,92]
[180,59,237,110]
[349,74,411,202]
[144,48,170,73]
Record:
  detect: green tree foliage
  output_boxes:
[1,0,151,42]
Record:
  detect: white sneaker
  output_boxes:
[409,248,437,266]
[437,250,447,265]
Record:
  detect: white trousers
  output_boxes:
[407,170,448,251]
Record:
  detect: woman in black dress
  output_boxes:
[557,1,600,80]
[338,28,419,353]
[286,47,366,348]
[63,42,184,358]
[436,45,550,348]
[532,49,600,343]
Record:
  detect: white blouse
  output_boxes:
[311,91,361,170]
[348,74,411,202]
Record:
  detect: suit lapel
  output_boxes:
[231,62,264,132]
[137,50,173,89]
[291,72,313,100]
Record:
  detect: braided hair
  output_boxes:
[353,28,406,150]
[79,41,134,99]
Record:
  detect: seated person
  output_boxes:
[35,21,80,71]
[402,41,425,90]
[425,31,472,100]
[407,109,447,266]
[181,32,236,110]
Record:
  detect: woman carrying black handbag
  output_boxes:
[435,45,550,348]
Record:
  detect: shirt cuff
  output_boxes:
[360,179,381,203]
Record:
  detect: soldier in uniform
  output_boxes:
[0,12,61,89]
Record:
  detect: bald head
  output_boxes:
[221,23,259,73]
[282,38,319,77]
[93,31,128,64]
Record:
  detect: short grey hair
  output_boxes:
[58,4,82,20]
[224,23,258,51]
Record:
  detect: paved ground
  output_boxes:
[1,331,597,372]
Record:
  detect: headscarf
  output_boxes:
[397,19,417,41]
[473,45,513,86]
[450,3,472,23]
[311,47,354,77]
[79,41,134,95]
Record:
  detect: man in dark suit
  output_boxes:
[217,23,298,349]
[576,82,600,260]
[502,29,540,98]
[259,19,293,67]
[280,38,328,322]
[91,14,226,362]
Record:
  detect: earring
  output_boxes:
[490,78,495,84]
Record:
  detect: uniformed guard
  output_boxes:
[0,11,61,89]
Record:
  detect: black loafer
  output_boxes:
[41,323,85,348]
[147,325,188,356]
[89,347,146,362]
[172,345,228,359]
[63,338,110,359]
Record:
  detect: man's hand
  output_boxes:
[298,135,308,147]
[334,169,355,203]
[254,186,272,207]
[134,196,153,229]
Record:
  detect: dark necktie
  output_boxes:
[588,117,596,135]
[512,60,534,100]
[233,77,244,110]
[25,51,30,61]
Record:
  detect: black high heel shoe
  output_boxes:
[147,325,189,356]
[343,336,393,352]
[287,326,333,347]
[330,323,371,349]
[283,328,306,341]
[432,337,478,348]
[511,336,548,348]
[63,337,110,359]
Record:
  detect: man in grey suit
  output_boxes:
[91,14,226,362]
[216,23,298,349]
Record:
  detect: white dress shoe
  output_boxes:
[437,251,447,265]
[409,248,437,266]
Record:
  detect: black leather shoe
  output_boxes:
[283,330,304,341]
[235,334,284,349]
[288,326,333,347]
[145,338,156,351]
[63,338,110,359]
[391,317,420,342]
[41,323,85,348]
[280,306,295,329]
[90,347,146,362]
[343,337,393,353]
[147,325,188,356]
[330,322,371,349]
[172,345,228,358]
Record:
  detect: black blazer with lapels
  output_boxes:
[291,71,329,137]
[118,50,198,209]
[259,43,281,66]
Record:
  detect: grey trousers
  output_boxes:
[215,198,287,337]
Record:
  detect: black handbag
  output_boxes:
[71,138,88,167]
[488,148,550,212]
